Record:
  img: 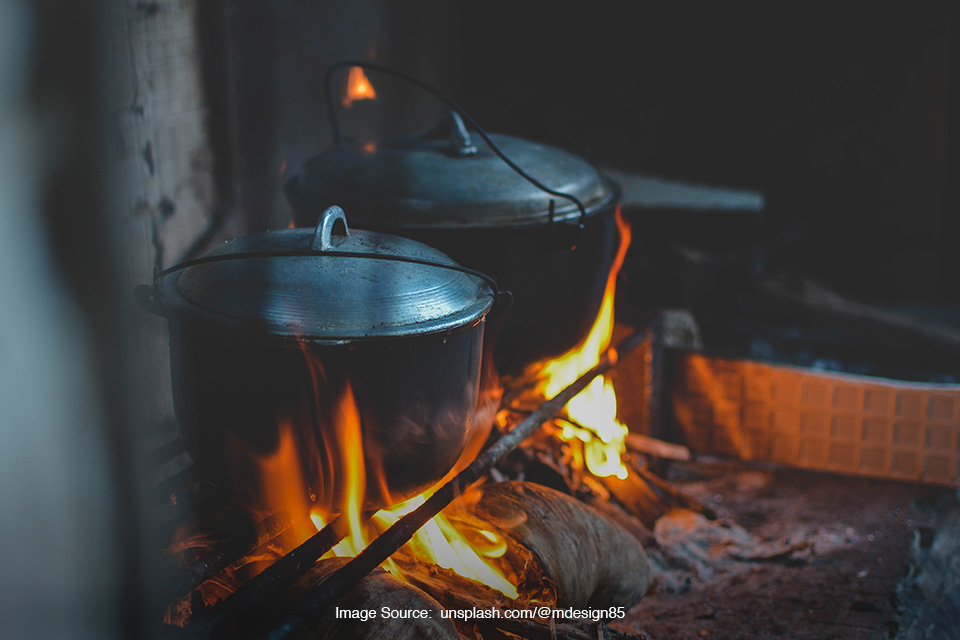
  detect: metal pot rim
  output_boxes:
[288,132,621,228]
[152,208,496,340]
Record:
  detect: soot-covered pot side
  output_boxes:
[139,207,496,506]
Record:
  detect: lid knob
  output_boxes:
[448,111,478,157]
[312,205,350,251]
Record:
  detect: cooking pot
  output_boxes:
[137,207,498,505]
[285,64,621,373]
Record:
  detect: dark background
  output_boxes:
[449,1,954,302]
[210,1,955,304]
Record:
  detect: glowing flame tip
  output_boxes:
[343,66,377,108]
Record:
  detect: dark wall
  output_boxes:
[219,0,460,231]
[451,1,953,302]
[212,1,953,301]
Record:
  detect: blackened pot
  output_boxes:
[140,207,495,505]
[286,116,620,373]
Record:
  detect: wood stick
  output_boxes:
[160,512,292,607]
[582,493,655,547]
[266,331,648,640]
[394,555,644,640]
[598,472,664,529]
[632,465,717,520]
[490,617,646,640]
[182,513,353,637]
[625,433,691,462]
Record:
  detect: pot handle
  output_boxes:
[491,289,513,319]
[324,61,589,229]
[311,205,350,251]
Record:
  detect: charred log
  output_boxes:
[457,481,654,610]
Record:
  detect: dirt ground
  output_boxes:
[617,459,956,640]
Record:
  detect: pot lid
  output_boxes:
[287,114,617,228]
[158,207,495,341]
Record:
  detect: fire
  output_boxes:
[309,494,516,599]
[538,208,632,479]
[342,66,377,108]
[253,377,517,599]
[205,210,632,609]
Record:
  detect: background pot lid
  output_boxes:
[286,119,617,228]
[158,207,494,340]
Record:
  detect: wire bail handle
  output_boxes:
[323,61,589,228]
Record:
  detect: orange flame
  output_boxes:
[538,207,632,479]
[342,66,377,108]
[251,366,516,598]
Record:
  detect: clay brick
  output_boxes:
[861,419,890,444]
[801,380,829,408]
[772,374,802,405]
[743,372,772,402]
[717,371,742,401]
[800,412,828,438]
[859,447,886,473]
[689,399,713,426]
[834,386,860,412]
[672,353,960,486]
[742,403,771,430]
[829,442,856,469]
[832,415,858,440]
[864,389,893,415]
[929,395,958,421]
[743,429,770,459]
[896,392,925,419]
[683,361,711,395]
[770,433,798,464]
[925,425,953,450]
[893,422,921,447]
[772,410,800,433]
[798,438,826,466]
[890,451,920,478]
[713,404,740,430]
[712,431,739,457]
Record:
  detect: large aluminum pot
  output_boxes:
[138,207,497,505]
[285,113,620,374]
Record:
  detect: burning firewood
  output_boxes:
[599,472,665,529]
[246,557,459,640]
[393,553,647,640]
[452,481,654,610]
[237,333,650,640]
